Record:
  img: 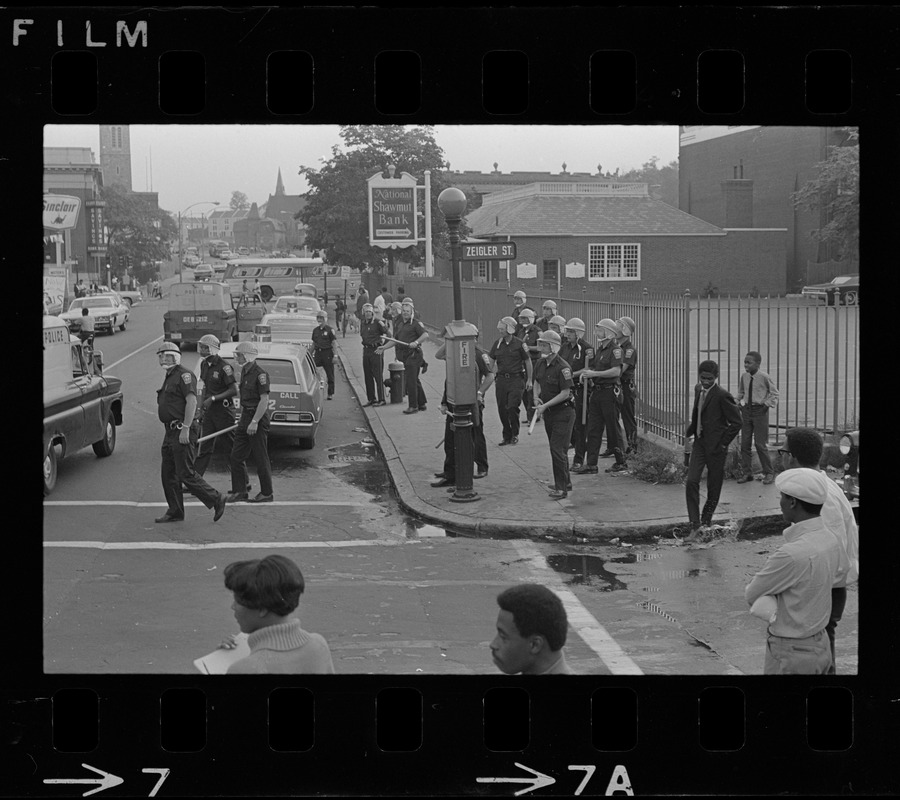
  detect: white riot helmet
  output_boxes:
[618,316,636,337]
[518,307,536,322]
[549,315,567,331]
[537,329,562,355]
[498,316,518,335]
[513,290,527,304]
[596,318,619,343]
[234,340,259,364]
[198,334,220,355]
[565,317,586,334]
[157,341,181,368]
[541,299,557,315]
[362,303,375,316]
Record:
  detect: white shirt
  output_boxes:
[373,294,386,315]
[821,473,859,586]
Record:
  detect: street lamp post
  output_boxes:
[437,187,479,503]
[179,201,220,282]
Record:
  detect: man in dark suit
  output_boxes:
[684,360,741,539]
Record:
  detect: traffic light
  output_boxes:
[127,255,133,269]
[118,255,125,269]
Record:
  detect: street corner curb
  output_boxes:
[735,513,785,538]
[570,519,677,543]
[476,517,576,540]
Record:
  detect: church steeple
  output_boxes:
[275,168,285,196]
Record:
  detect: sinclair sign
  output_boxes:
[368,170,418,248]
[43,194,82,230]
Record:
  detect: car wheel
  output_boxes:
[298,433,316,450]
[261,286,274,302]
[92,409,117,457]
[826,292,835,306]
[108,323,115,335]
[119,318,127,331]
[43,445,59,496]
[843,290,858,306]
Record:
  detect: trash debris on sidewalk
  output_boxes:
[352,427,368,433]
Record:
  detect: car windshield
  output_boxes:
[70,297,114,310]
[273,296,320,313]
[832,276,855,285]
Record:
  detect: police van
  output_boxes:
[43,315,124,494]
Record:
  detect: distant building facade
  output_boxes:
[262,168,308,251]
[232,203,286,252]
[678,125,851,288]
[99,124,133,192]
[461,181,787,295]
[207,208,249,245]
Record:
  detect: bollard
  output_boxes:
[388,360,406,404]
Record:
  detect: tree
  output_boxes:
[101,184,178,284]
[230,190,249,211]
[298,125,476,273]
[791,127,859,262]
[617,156,679,206]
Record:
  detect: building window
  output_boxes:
[474,260,488,282]
[587,243,641,280]
[542,259,558,283]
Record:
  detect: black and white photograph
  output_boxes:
[43,122,859,677]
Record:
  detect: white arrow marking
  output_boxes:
[476,762,556,796]
[43,763,124,797]
[375,228,412,237]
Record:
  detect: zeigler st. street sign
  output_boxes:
[461,242,517,260]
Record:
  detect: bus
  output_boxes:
[222,258,360,302]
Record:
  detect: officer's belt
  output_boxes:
[166,419,198,430]
[593,380,620,388]
[315,347,334,352]
[363,343,380,349]
[497,371,525,379]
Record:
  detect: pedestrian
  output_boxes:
[431,338,494,487]
[111,275,119,291]
[226,341,274,503]
[488,316,533,446]
[359,303,387,406]
[311,310,337,400]
[376,301,428,414]
[334,295,347,336]
[779,428,858,673]
[153,279,161,298]
[355,285,369,319]
[548,315,567,336]
[219,555,335,674]
[154,342,227,524]
[74,279,86,298]
[745,468,841,675]
[736,350,779,485]
[252,278,262,304]
[397,297,427,372]
[559,318,593,470]
[510,289,533,321]
[194,335,245,491]
[532,330,576,499]
[516,308,541,423]
[90,280,99,294]
[490,584,573,675]
[373,286,390,319]
[536,299,558,332]
[573,319,629,476]
[77,306,95,343]
[616,316,639,455]
[683,359,742,538]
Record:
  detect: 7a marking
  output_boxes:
[142,768,170,797]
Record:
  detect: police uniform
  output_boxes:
[195,354,245,484]
[394,316,428,410]
[360,315,387,404]
[534,354,576,493]
[559,337,593,467]
[583,341,627,467]
[312,321,337,397]
[488,334,530,443]
[519,323,541,422]
[157,364,223,519]
[230,360,274,497]
[619,336,639,451]
[440,346,492,479]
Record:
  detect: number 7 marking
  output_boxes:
[568,765,596,796]
[142,768,170,797]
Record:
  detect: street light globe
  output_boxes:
[437,187,467,219]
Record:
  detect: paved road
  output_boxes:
[42,300,858,675]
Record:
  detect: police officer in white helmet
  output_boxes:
[533,330,576,499]
[488,316,533,445]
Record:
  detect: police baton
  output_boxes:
[582,378,588,426]
[197,424,238,444]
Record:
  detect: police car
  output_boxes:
[218,340,324,449]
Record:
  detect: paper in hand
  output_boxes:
[193,633,250,674]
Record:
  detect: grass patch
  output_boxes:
[628,440,686,484]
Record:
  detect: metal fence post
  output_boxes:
[833,301,841,436]
[683,288,692,446]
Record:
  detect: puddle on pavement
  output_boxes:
[636,600,680,624]
[545,554,629,592]
[328,441,378,464]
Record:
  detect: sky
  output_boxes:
[43,124,679,216]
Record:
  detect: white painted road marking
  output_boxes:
[44,500,371,508]
[45,539,404,550]
[103,335,164,371]
[511,541,644,675]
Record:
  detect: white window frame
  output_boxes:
[587,243,641,281]
[473,260,488,282]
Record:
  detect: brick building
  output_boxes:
[232,203,286,252]
[461,181,787,296]
[261,168,308,251]
[678,125,851,288]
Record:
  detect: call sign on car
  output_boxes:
[801,274,859,305]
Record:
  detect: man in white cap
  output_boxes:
[745,467,842,675]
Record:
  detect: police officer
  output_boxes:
[488,316,533,445]
[510,289,533,320]
[517,308,541,423]
[536,299,558,332]
[548,315,567,335]
[617,316,639,454]
[312,310,337,400]
[560,318,593,470]
[226,341,274,503]
[194,335,246,492]
[155,342,227,524]
[533,330,576,499]
[387,301,403,337]
[377,300,428,413]
[431,339,495,487]
[573,319,629,474]
[359,302,387,406]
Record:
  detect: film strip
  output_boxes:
[12,5,898,797]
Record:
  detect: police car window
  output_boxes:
[71,345,86,377]
[255,359,299,385]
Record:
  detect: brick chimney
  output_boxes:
[721,162,753,227]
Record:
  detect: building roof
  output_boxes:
[209,208,249,220]
[465,182,725,237]
[446,168,615,195]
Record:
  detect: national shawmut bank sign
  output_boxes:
[43,194,82,230]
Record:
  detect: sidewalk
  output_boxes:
[333,319,785,542]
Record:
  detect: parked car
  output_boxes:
[43,315,123,494]
[163,281,237,348]
[218,249,235,260]
[270,294,321,316]
[260,311,318,345]
[182,253,202,268]
[60,295,129,335]
[801,274,859,305]
[219,340,324,449]
[237,247,250,256]
[192,263,215,281]
[114,287,141,306]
